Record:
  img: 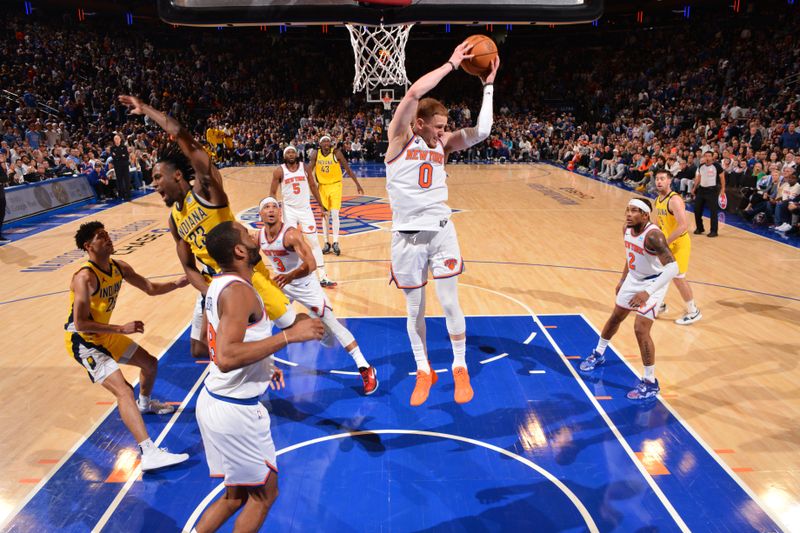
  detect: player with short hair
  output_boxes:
[270,145,337,287]
[653,170,702,325]
[195,220,323,533]
[384,41,499,406]
[580,198,680,400]
[257,197,378,394]
[66,221,189,471]
[309,135,364,256]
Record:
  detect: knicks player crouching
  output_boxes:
[384,41,500,406]
[257,197,378,395]
[579,199,679,401]
[195,221,323,533]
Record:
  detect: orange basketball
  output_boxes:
[461,34,498,77]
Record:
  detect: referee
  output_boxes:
[691,151,725,237]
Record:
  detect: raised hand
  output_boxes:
[118,95,146,115]
[120,320,145,334]
[481,56,501,85]
[448,41,475,70]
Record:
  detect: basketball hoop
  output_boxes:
[346,23,413,97]
[381,93,393,111]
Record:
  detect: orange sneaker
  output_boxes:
[410,366,438,406]
[453,366,474,404]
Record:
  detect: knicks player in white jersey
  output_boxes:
[195,220,323,533]
[385,41,500,407]
[270,145,336,288]
[579,198,679,401]
[257,196,378,395]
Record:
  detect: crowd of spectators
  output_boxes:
[0,4,798,236]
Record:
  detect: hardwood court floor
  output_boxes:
[0,163,797,527]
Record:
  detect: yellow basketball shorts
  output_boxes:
[66,331,137,383]
[252,261,294,327]
[670,235,691,276]
[318,182,343,211]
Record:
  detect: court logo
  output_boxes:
[238,195,394,237]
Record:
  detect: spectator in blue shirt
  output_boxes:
[780,123,800,151]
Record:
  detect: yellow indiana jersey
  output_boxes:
[65,260,124,331]
[315,149,344,185]
[171,190,235,281]
[654,191,687,239]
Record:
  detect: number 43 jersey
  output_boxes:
[385,135,452,232]
[171,190,234,281]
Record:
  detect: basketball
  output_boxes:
[461,34,498,77]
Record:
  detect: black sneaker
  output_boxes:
[693,229,704,235]
[322,242,332,255]
[707,232,718,238]
[332,242,341,256]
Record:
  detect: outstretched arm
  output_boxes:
[386,42,474,143]
[70,270,143,335]
[119,95,227,204]
[117,260,189,296]
[443,57,500,155]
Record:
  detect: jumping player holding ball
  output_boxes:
[384,39,500,407]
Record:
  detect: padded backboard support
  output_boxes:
[158,0,603,27]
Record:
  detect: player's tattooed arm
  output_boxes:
[645,230,676,267]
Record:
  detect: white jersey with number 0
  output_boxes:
[259,224,314,284]
[205,274,274,399]
[386,135,451,232]
[281,163,311,210]
[624,223,665,280]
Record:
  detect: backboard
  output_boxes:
[158,0,603,27]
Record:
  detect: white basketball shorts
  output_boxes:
[283,205,316,234]
[615,273,668,320]
[390,220,464,289]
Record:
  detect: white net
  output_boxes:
[346,23,414,98]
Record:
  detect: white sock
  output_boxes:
[451,337,466,369]
[138,394,150,409]
[139,438,155,455]
[348,346,369,369]
[594,338,609,356]
[686,299,698,314]
[332,210,340,242]
[643,365,655,383]
[413,345,430,372]
[322,214,329,242]
[306,234,327,280]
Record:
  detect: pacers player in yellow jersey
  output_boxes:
[654,170,702,325]
[66,221,190,471]
[309,135,363,256]
[119,95,295,359]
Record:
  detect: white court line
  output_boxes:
[578,313,790,533]
[0,324,191,532]
[528,370,546,374]
[407,368,449,376]
[457,284,690,532]
[273,356,298,367]
[182,430,599,533]
[479,352,509,364]
[523,331,537,344]
[92,365,210,533]
[329,370,360,376]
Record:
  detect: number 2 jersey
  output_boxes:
[624,223,666,280]
[385,135,451,232]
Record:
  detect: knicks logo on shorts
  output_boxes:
[444,258,459,271]
[238,196,393,237]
